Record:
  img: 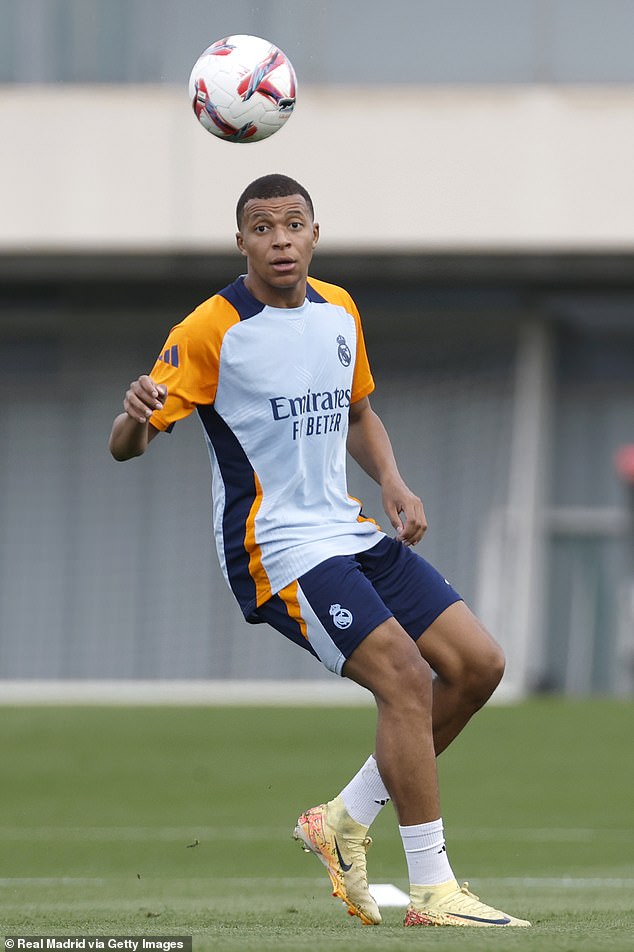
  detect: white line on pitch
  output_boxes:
[474,877,634,888]
[1,876,632,888]
[0,825,632,842]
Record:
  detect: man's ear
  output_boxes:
[312,222,320,249]
[236,231,247,257]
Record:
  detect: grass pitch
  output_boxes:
[0,697,633,951]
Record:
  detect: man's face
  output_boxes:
[236,194,319,306]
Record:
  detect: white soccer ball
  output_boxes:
[188,34,297,143]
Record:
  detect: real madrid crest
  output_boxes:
[329,603,353,629]
[336,335,351,367]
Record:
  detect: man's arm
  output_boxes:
[109,375,166,461]
[347,396,427,546]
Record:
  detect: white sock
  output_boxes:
[399,818,456,886]
[339,755,390,827]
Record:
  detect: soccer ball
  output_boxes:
[188,34,297,143]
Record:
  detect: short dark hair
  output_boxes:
[236,173,314,228]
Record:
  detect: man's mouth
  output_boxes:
[271,258,296,272]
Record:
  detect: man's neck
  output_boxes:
[243,274,307,309]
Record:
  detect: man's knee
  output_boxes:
[467,641,505,704]
[343,618,434,708]
[445,637,504,699]
[417,603,506,707]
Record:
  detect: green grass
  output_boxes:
[0,698,633,951]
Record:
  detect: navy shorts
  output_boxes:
[251,536,462,676]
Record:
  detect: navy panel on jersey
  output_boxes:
[197,403,258,613]
[218,276,266,321]
[305,280,327,304]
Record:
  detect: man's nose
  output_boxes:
[272,227,291,246]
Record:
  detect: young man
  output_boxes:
[109,173,530,929]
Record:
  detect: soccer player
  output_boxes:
[109,174,530,929]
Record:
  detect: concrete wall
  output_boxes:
[3,86,634,252]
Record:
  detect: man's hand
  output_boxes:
[381,476,428,546]
[109,376,167,461]
[347,397,428,547]
[124,375,167,423]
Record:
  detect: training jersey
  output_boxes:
[149,275,384,619]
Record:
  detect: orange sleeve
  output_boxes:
[347,294,375,404]
[149,295,240,431]
[307,277,375,404]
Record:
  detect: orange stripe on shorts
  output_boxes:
[276,580,309,641]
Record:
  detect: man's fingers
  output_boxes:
[396,506,428,546]
[387,502,405,534]
[383,484,428,546]
[124,377,167,422]
[136,376,163,402]
[141,378,166,409]
[125,391,152,423]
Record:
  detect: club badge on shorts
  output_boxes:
[329,603,353,629]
